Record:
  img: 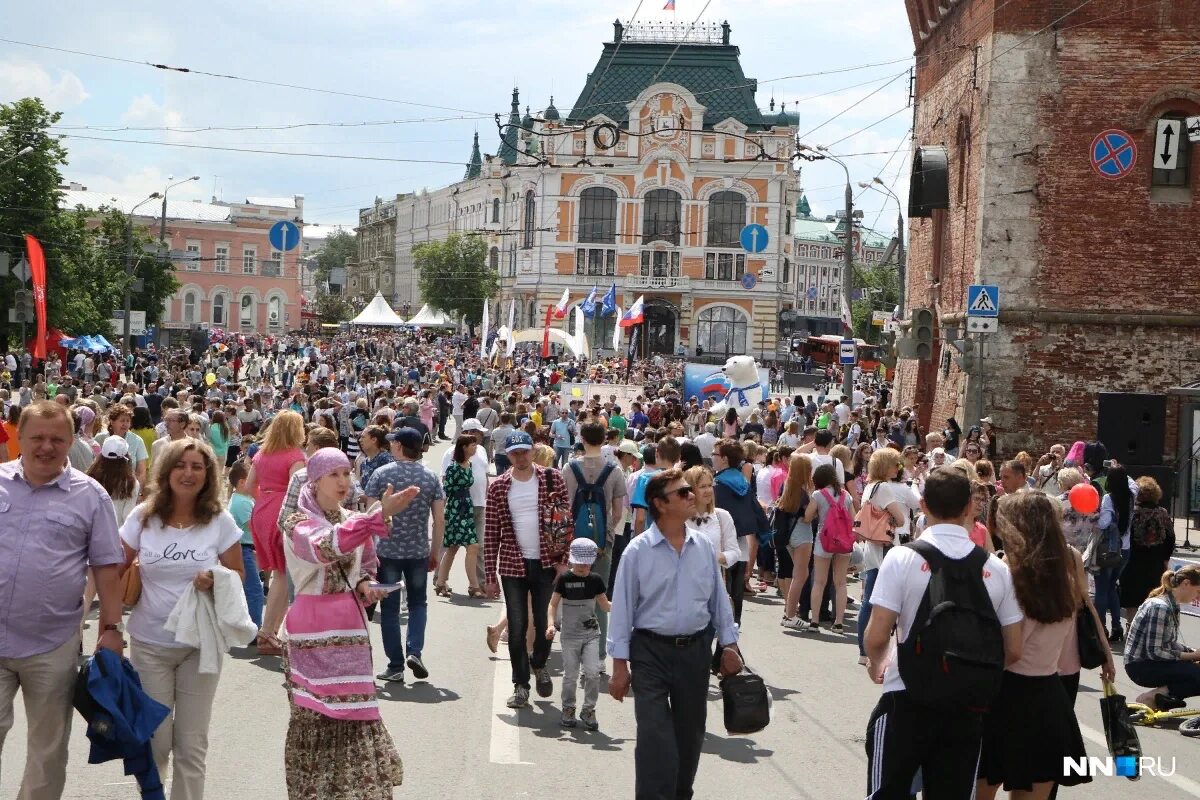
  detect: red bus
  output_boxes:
[799,335,884,373]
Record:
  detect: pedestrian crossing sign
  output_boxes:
[967,284,999,318]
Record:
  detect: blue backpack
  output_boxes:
[569,461,615,549]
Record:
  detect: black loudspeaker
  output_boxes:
[1097,392,1166,466]
[908,146,949,218]
[1125,465,1176,512]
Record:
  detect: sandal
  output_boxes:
[256,632,283,656]
[468,587,486,599]
[434,581,452,597]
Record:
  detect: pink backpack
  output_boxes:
[818,488,855,554]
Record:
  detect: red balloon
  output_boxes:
[1068,483,1100,514]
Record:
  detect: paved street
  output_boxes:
[4,441,1200,799]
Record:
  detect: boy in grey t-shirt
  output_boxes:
[547,538,611,731]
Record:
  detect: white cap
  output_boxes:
[461,418,489,433]
[100,436,130,460]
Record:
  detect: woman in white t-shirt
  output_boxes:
[854,449,910,664]
[683,465,740,569]
[120,438,244,800]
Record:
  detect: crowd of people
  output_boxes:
[0,329,1197,800]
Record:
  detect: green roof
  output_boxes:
[464,132,482,180]
[566,38,768,130]
[793,218,892,250]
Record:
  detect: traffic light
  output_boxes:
[954,338,977,372]
[912,308,934,361]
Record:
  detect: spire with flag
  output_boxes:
[619,295,645,328]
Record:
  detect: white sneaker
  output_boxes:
[781,616,805,631]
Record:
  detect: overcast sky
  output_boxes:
[1,0,915,236]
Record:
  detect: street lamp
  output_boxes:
[798,143,855,401]
[125,192,162,355]
[860,178,907,317]
[161,175,200,244]
[0,145,33,169]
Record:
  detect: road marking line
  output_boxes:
[1077,722,1200,796]
[489,654,532,765]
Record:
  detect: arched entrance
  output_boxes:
[642,299,676,357]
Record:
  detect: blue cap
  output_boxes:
[386,427,424,450]
[504,431,534,452]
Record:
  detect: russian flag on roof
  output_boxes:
[619,295,645,328]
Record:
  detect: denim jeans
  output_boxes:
[1094,549,1129,632]
[1126,658,1200,699]
[241,544,264,628]
[592,545,613,662]
[554,446,571,468]
[500,559,556,688]
[377,556,428,672]
[856,568,878,657]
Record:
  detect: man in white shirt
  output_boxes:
[693,422,718,465]
[862,468,1024,799]
[804,429,845,485]
[451,384,468,436]
[833,395,851,428]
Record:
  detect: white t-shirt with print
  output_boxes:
[869,524,1023,694]
[120,507,242,648]
[508,474,540,560]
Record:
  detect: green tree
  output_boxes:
[413,233,495,328]
[311,287,355,324]
[851,257,902,343]
[311,229,356,285]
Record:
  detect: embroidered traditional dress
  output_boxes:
[280,507,403,800]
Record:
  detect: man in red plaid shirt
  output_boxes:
[484,430,570,708]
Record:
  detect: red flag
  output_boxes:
[24,235,47,359]
[541,304,553,359]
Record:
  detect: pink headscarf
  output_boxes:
[297,447,350,523]
[1065,440,1086,467]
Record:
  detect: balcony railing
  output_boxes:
[625,274,690,291]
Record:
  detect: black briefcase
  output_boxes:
[720,665,770,735]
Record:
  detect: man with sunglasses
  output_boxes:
[608,469,741,800]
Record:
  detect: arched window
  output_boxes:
[268,296,282,327]
[492,198,500,222]
[523,190,536,248]
[578,187,617,243]
[489,246,499,272]
[695,305,748,359]
[240,295,254,327]
[642,189,681,245]
[183,291,197,323]
[706,190,746,247]
[212,294,225,326]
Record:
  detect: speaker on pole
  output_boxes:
[1096,393,1166,466]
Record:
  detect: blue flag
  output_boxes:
[600,283,617,317]
[581,286,598,318]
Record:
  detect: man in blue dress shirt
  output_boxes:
[607,468,742,799]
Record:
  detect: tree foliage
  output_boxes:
[311,287,355,324]
[312,229,356,284]
[0,97,177,346]
[851,256,902,343]
[413,233,496,326]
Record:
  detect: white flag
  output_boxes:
[506,298,516,357]
[612,305,622,351]
[840,293,853,334]
[480,300,489,359]
[573,305,586,361]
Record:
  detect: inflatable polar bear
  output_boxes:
[708,355,764,422]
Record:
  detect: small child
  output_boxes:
[228,459,264,629]
[547,538,611,731]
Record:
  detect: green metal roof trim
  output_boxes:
[566,42,768,130]
[793,218,892,249]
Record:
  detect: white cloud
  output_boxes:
[120,94,183,129]
[0,59,88,110]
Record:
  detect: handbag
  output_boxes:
[1099,680,1142,777]
[120,560,142,608]
[1076,605,1107,670]
[720,664,771,735]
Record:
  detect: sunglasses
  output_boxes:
[666,485,695,500]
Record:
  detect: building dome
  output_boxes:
[521,106,534,129]
[543,96,561,121]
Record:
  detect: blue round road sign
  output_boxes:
[1090,129,1137,180]
[740,272,757,290]
[740,223,768,253]
[269,220,302,252]
[806,286,818,301]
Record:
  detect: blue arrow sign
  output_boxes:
[269,220,301,252]
[740,272,757,290]
[966,284,1000,318]
[740,223,768,254]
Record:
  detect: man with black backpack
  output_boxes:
[862,468,1024,799]
[563,420,627,670]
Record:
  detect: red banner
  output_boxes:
[541,304,553,359]
[24,235,47,360]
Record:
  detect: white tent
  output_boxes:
[405,304,456,328]
[350,292,408,327]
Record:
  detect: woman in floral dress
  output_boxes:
[279,448,416,800]
[434,435,484,598]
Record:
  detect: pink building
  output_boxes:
[60,186,304,345]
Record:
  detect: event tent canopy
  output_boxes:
[349,292,408,327]
[405,304,456,328]
[60,335,116,353]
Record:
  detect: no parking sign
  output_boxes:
[1090,129,1137,180]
